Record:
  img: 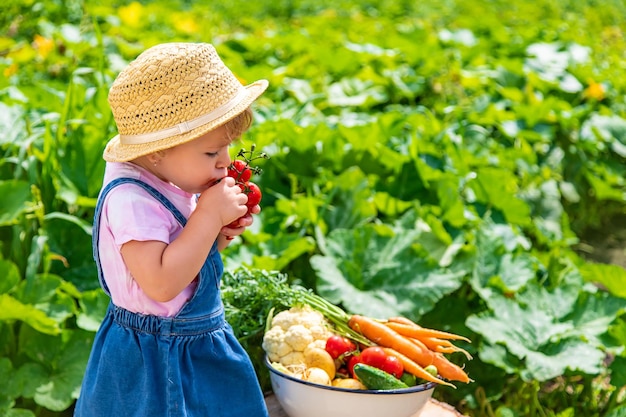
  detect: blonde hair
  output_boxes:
[223,107,253,142]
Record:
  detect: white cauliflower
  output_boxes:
[262,325,293,363]
[306,339,327,352]
[284,324,314,351]
[308,324,329,340]
[262,306,334,367]
[271,306,327,331]
[279,351,306,366]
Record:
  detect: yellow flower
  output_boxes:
[3,63,18,77]
[174,16,199,35]
[33,34,55,59]
[583,79,605,101]
[119,2,144,28]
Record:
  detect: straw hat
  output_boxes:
[103,42,268,162]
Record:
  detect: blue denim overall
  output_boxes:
[75,178,268,417]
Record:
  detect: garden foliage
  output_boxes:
[1,0,625,416]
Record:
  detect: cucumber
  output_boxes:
[353,363,409,390]
[400,371,417,387]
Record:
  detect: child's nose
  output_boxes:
[218,153,231,169]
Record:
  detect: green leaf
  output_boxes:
[466,291,609,381]
[76,289,109,332]
[563,290,626,346]
[609,355,626,388]
[0,260,20,294]
[0,180,32,226]
[580,114,626,158]
[470,222,536,300]
[44,212,93,236]
[33,331,92,411]
[489,253,538,293]
[0,357,19,401]
[0,103,27,146]
[13,363,48,399]
[471,167,531,226]
[321,168,378,231]
[312,225,466,318]
[15,274,76,324]
[523,338,604,381]
[5,410,36,417]
[436,176,467,228]
[580,263,626,298]
[373,191,413,217]
[326,77,388,108]
[477,342,522,375]
[606,405,626,417]
[527,180,567,242]
[43,209,97,290]
[0,294,60,335]
[584,171,625,202]
[19,327,92,411]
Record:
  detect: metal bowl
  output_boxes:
[266,357,436,417]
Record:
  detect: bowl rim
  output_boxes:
[265,356,437,395]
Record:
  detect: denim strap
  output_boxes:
[92,177,187,295]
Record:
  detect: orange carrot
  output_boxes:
[348,315,472,384]
[408,336,472,382]
[386,320,472,343]
[406,337,437,364]
[419,336,453,351]
[388,316,419,326]
[390,317,473,359]
[348,315,435,367]
[380,347,455,388]
[420,337,473,360]
[401,339,472,383]
[430,352,473,383]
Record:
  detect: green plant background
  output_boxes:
[1,0,625,416]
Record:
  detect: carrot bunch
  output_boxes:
[348,314,473,388]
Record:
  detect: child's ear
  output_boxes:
[147,150,166,166]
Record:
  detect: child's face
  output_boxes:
[153,125,232,194]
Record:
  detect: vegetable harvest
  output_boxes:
[256,275,473,391]
[349,315,473,384]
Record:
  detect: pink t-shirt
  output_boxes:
[97,162,198,317]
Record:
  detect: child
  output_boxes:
[74,43,270,417]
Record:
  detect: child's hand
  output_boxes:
[197,176,248,226]
[220,203,261,237]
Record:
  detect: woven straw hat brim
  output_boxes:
[103,79,268,162]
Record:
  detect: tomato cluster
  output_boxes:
[226,159,263,228]
[324,336,404,380]
[348,347,404,379]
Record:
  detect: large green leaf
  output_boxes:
[18,326,92,410]
[0,294,59,335]
[312,224,466,318]
[471,167,532,226]
[15,273,77,325]
[466,287,623,381]
[0,180,32,226]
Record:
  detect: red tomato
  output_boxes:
[380,355,404,379]
[227,160,252,182]
[325,335,357,359]
[347,354,365,378]
[359,347,387,370]
[226,218,241,228]
[245,182,262,207]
